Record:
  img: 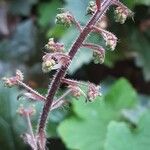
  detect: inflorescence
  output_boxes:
[1,0,133,149]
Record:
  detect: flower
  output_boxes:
[17,104,36,116]
[42,59,56,73]
[16,69,24,81]
[87,1,97,15]
[42,52,70,73]
[2,70,24,87]
[102,31,117,51]
[93,47,105,64]
[114,6,133,24]
[68,85,82,97]
[45,38,64,52]
[55,11,73,27]
[87,83,101,101]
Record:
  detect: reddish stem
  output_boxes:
[96,0,101,10]
[37,0,113,148]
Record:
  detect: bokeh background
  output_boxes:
[0,0,150,150]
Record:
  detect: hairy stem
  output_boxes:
[17,80,46,101]
[26,114,37,150]
[51,89,72,110]
[37,0,113,146]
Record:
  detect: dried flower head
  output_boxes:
[45,38,64,52]
[55,11,73,27]
[114,6,133,24]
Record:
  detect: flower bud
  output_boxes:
[16,70,24,81]
[45,38,64,52]
[68,85,81,97]
[87,1,96,15]
[102,32,117,51]
[93,50,105,64]
[42,59,56,73]
[17,104,36,116]
[114,6,133,24]
[87,83,101,101]
[55,11,73,27]
[2,77,16,87]
[2,70,23,88]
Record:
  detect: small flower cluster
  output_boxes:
[87,1,97,15]
[1,0,133,149]
[2,70,23,87]
[114,6,133,24]
[87,82,101,101]
[17,104,36,117]
[62,78,101,102]
[42,39,70,73]
[93,48,105,64]
[45,38,64,52]
[55,11,74,27]
[101,30,117,51]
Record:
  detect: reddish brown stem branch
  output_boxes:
[96,0,101,10]
[17,80,46,101]
[37,0,113,147]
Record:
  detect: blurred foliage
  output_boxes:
[129,29,150,81]
[0,77,149,149]
[0,0,150,80]
[58,78,150,150]
[105,110,150,150]
[37,0,63,27]
[58,78,138,150]
[0,82,69,149]
[0,83,26,150]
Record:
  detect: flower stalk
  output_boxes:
[38,1,113,142]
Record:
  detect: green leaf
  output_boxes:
[0,83,26,150]
[58,78,137,150]
[134,0,150,6]
[38,0,62,27]
[105,110,150,150]
[123,0,150,8]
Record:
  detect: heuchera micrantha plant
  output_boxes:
[2,0,133,149]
